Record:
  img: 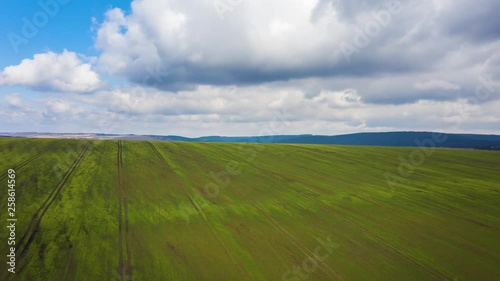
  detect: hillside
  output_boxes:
[0,139,499,280]
[3,131,500,150]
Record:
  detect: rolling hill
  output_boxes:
[0,138,499,280]
[3,131,500,150]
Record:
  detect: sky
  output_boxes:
[0,0,499,137]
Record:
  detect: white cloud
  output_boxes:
[2,0,500,135]
[5,93,31,110]
[93,0,358,88]
[313,89,362,108]
[0,50,102,93]
[91,0,500,106]
[1,83,499,135]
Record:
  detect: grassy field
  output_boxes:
[0,138,499,280]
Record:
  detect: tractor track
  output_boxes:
[220,144,500,259]
[0,139,32,156]
[279,181,448,281]
[11,140,93,279]
[117,140,132,281]
[225,173,345,281]
[117,141,124,281]
[272,145,500,259]
[0,140,61,180]
[283,145,500,259]
[253,198,344,281]
[210,145,452,281]
[354,192,500,260]
[147,141,252,281]
[172,143,343,280]
[235,149,448,280]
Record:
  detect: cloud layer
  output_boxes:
[2,84,499,136]
[93,0,500,94]
[0,50,101,92]
[95,0,408,89]
[1,0,500,135]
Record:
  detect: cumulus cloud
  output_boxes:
[93,0,405,89]
[41,98,91,123]
[2,0,500,135]
[0,50,102,93]
[91,0,500,106]
[5,94,31,110]
[3,84,499,136]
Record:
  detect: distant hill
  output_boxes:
[2,131,500,150]
[147,132,500,150]
[273,132,500,150]
[148,134,297,143]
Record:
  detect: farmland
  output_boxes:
[0,138,499,280]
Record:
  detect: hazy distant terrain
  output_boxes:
[2,131,500,150]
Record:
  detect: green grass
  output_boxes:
[0,138,499,280]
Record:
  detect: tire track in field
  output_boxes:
[287,145,500,258]
[242,154,448,280]
[273,145,500,259]
[0,139,31,155]
[353,192,500,260]
[253,199,344,281]
[229,181,344,281]
[117,140,133,281]
[274,180,448,281]
[210,145,451,281]
[312,190,451,280]
[172,143,343,280]
[0,140,60,180]
[225,144,500,261]
[125,198,132,279]
[147,141,252,281]
[11,140,93,278]
[117,141,125,281]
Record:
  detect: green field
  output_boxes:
[0,138,499,280]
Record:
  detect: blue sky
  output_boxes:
[1,0,129,65]
[0,0,499,136]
